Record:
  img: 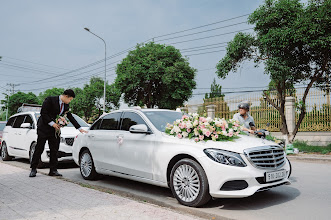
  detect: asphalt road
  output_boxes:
[1,158,330,220]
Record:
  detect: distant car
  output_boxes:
[0,121,6,146]
[73,109,291,207]
[1,111,89,163]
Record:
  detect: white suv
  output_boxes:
[1,111,89,164]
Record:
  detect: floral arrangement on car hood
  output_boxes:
[165,113,243,142]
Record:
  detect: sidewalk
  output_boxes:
[0,163,203,220]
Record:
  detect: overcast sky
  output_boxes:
[0,0,275,108]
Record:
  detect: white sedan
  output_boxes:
[73,109,291,207]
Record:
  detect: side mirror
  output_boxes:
[129,124,150,134]
[21,123,32,129]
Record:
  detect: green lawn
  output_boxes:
[293,141,331,155]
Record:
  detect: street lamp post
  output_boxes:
[84,27,107,114]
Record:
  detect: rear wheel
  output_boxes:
[80,150,98,180]
[170,158,211,207]
[1,142,12,161]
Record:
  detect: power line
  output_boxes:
[181,45,227,53]
[184,49,226,57]
[153,14,250,39]
[167,28,253,45]
[3,56,70,70]
[179,41,229,51]
[156,21,248,42]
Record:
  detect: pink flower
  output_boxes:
[228,132,233,137]
[199,135,204,141]
[215,134,219,139]
[182,115,188,119]
[177,133,183,139]
[194,137,199,142]
[205,131,211,137]
[187,128,191,133]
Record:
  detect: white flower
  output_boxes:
[182,132,188,138]
[193,120,199,127]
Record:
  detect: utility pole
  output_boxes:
[7,83,20,95]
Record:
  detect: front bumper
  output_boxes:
[40,141,73,163]
[199,156,291,198]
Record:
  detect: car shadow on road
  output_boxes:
[202,186,301,210]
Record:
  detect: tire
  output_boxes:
[287,158,292,178]
[79,150,98,180]
[29,143,45,168]
[170,158,211,207]
[1,142,12,161]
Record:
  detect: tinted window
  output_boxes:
[99,112,121,130]
[120,112,148,131]
[90,119,102,130]
[13,115,26,128]
[6,117,16,127]
[24,115,34,129]
[143,111,183,132]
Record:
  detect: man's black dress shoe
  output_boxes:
[29,168,37,177]
[48,170,63,176]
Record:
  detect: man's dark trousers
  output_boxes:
[30,134,60,171]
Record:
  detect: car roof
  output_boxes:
[9,111,39,118]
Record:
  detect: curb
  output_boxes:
[287,155,331,163]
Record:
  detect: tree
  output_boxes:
[38,88,64,104]
[115,42,197,109]
[2,92,39,116]
[216,0,330,142]
[205,78,225,99]
[70,77,121,122]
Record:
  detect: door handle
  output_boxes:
[116,135,124,138]
[88,135,95,138]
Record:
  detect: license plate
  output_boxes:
[265,170,286,182]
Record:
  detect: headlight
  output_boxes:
[203,149,246,167]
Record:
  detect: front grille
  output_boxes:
[244,146,285,169]
[65,138,75,146]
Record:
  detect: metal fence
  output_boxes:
[186,88,331,132]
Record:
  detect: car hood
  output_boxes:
[161,133,279,154]
[60,127,89,137]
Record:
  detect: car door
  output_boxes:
[10,115,27,156]
[113,111,155,180]
[86,112,122,170]
[3,116,17,156]
[19,114,37,158]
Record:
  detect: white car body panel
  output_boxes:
[73,109,291,198]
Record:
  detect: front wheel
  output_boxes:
[1,143,12,161]
[170,158,211,207]
[287,158,292,178]
[80,150,98,180]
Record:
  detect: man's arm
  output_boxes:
[66,112,81,129]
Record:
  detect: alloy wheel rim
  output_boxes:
[173,164,200,202]
[81,153,92,177]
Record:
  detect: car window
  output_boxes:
[6,117,16,127]
[120,112,149,131]
[99,112,121,130]
[12,115,26,128]
[90,119,102,130]
[143,111,183,132]
[0,123,6,131]
[67,114,89,128]
[24,115,34,129]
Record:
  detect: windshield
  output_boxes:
[0,123,6,131]
[35,113,89,128]
[143,111,183,132]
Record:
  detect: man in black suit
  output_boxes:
[29,89,87,177]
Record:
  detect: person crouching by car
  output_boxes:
[233,102,256,134]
